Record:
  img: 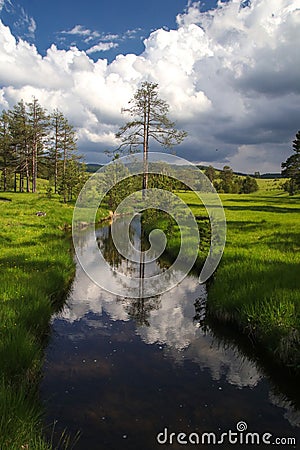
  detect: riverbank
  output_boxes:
[178,190,300,372]
[141,206,211,270]
[142,190,300,371]
[1,188,299,447]
[0,193,108,449]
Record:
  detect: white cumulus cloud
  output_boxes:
[0,0,299,170]
[86,41,119,54]
[60,24,100,38]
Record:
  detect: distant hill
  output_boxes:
[258,173,283,179]
[87,162,283,179]
[233,171,283,179]
[86,163,103,173]
[196,165,283,179]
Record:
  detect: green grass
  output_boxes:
[142,207,211,271]
[255,177,288,193]
[1,183,298,446]
[0,192,108,448]
[178,189,300,371]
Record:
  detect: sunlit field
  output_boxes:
[179,187,300,371]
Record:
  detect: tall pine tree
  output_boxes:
[8,100,31,192]
[0,111,14,191]
[115,82,187,192]
[59,119,79,203]
[48,109,66,193]
[27,97,49,193]
[282,130,300,195]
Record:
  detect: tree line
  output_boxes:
[0,98,86,201]
[2,85,297,203]
[204,165,259,194]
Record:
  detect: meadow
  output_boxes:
[125,177,300,371]
[0,192,108,449]
[0,176,299,448]
[178,180,300,371]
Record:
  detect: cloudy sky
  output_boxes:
[0,0,299,173]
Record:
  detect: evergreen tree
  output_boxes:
[0,111,14,191]
[7,100,31,192]
[219,165,234,193]
[204,165,216,183]
[27,98,49,193]
[241,176,259,193]
[63,157,87,202]
[0,99,85,197]
[115,82,187,192]
[101,161,131,211]
[48,109,66,193]
[282,130,300,195]
[59,119,80,203]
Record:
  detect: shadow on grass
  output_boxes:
[226,219,273,232]
[0,253,71,276]
[187,202,222,210]
[2,222,47,229]
[224,195,300,204]
[225,204,300,214]
[0,234,12,244]
[256,231,300,251]
[3,230,67,248]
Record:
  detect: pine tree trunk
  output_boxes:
[3,167,7,191]
[142,120,148,193]
[20,172,24,192]
[54,119,58,194]
[63,135,67,203]
[32,141,37,193]
[26,173,30,193]
[142,104,150,195]
[54,147,58,194]
[25,158,30,192]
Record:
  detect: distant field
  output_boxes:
[255,177,287,192]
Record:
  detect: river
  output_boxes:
[41,218,300,449]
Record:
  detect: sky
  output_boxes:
[0,0,299,173]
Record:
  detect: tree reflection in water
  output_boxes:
[98,214,162,326]
[41,218,300,450]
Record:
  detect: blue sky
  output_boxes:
[0,0,299,172]
[0,0,225,61]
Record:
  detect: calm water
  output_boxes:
[41,218,300,449]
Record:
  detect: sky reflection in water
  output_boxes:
[41,223,300,449]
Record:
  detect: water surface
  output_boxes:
[41,219,300,449]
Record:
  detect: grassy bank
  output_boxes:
[177,189,300,371]
[141,206,211,270]
[0,193,108,449]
